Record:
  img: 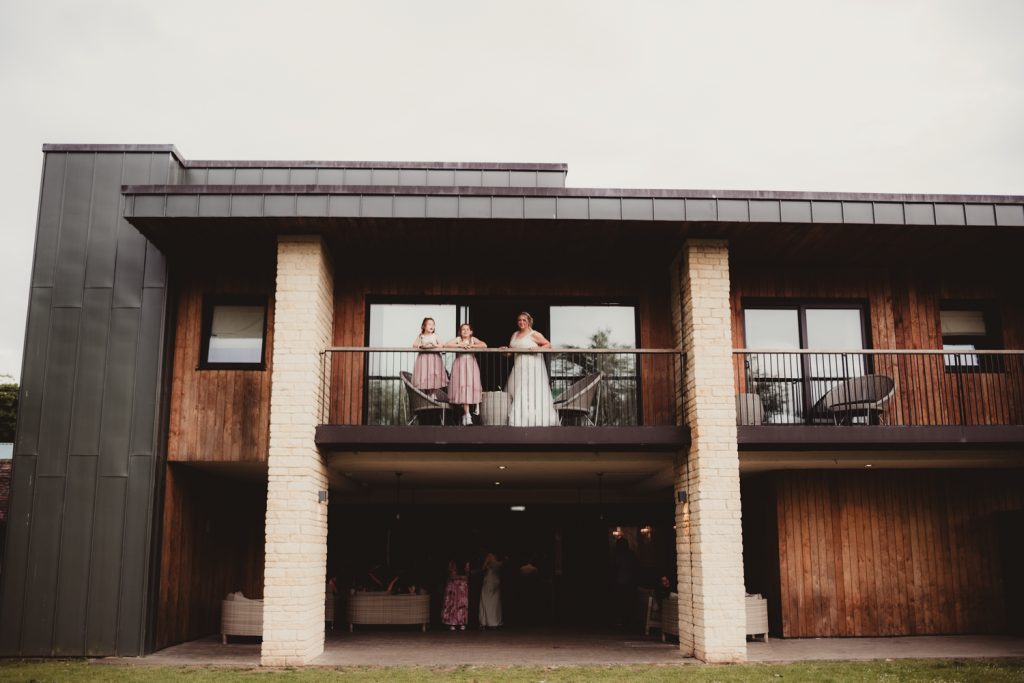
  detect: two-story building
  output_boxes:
[1,144,1021,664]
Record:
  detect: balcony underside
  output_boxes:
[315,425,690,452]
[739,425,1024,451]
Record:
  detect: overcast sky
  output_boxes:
[1,0,1023,382]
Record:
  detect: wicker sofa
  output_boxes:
[659,593,770,642]
[346,592,430,632]
[220,591,338,643]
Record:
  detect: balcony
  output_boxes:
[315,347,688,451]
[733,349,1024,449]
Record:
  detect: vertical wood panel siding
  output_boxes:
[167,258,275,463]
[756,469,1024,637]
[156,464,265,649]
[731,266,1024,426]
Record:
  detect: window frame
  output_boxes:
[741,299,872,424]
[199,294,269,371]
[939,301,1003,373]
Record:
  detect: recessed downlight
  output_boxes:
[510,505,526,512]
[498,465,507,470]
[494,481,502,486]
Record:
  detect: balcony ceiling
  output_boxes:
[327,450,675,498]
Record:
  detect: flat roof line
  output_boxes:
[120,183,1024,204]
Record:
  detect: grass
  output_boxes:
[0,660,1023,683]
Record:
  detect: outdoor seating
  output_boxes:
[553,372,603,425]
[400,371,451,425]
[660,593,679,642]
[735,392,764,425]
[220,593,262,644]
[346,592,430,632]
[811,374,895,425]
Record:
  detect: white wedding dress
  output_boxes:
[507,333,560,427]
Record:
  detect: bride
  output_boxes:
[506,311,559,427]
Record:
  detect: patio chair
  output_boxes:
[811,374,895,425]
[736,393,765,425]
[553,372,603,425]
[400,371,451,425]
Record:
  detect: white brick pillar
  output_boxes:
[261,235,333,666]
[670,239,746,663]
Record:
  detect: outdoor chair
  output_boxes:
[735,393,765,425]
[811,374,895,425]
[553,372,603,425]
[400,371,451,425]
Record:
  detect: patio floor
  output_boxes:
[127,628,1024,667]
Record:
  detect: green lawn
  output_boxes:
[0,660,1023,683]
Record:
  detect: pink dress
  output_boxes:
[441,562,469,626]
[412,333,448,391]
[448,341,483,405]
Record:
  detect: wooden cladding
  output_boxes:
[167,259,275,463]
[156,464,266,649]
[744,470,1024,637]
[731,266,1024,427]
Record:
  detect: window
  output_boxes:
[743,302,867,423]
[200,296,267,369]
[941,304,1001,371]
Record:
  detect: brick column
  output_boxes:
[670,239,746,663]
[261,236,333,666]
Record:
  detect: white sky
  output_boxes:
[1,0,1023,382]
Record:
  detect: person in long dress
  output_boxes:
[411,317,448,394]
[441,559,470,630]
[506,311,559,426]
[444,323,487,426]
[478,552,503,628]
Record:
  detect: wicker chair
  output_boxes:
[660,593,678,642]
[221,594,263,644]
[553,372,603,425]
[811,374,895,425]
[400,371,451,425]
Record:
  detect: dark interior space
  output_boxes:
[327,503,675,630]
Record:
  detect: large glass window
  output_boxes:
[743,304,866,423]
[201,296,267,369]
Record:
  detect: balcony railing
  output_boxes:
[733,349,1024,427]
[320,347,685,427]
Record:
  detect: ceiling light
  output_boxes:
[498,465,506,470]
[510,505,526,512]
[864,464,872,468]
[494,481,501,486]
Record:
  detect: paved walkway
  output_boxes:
[128,629,1024,668]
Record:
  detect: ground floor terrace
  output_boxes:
[157,455,1024,664]
[137,630,1024,667]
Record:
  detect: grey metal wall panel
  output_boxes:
[129,288,165,456]
[296,196,328,217]
[51,154,95,307]
[510,171,537,188]
[15,288,53,456]
[20,476,66,655]
[99,307,141,477]
[290,168,316,184]
[112,227,148,310]
[36,307,81,477]
[32,154,67,288]
[935,203,965,225]
[52,456,98,654]
[148,155,171,184]
[995,205,1024,226]
[116,455,155,653]
[208,168,235,184]
[373,169,399,185]
[964,204,995,226]
[143,243,167,289]
[69,289,113,456]
[749,200,780,222]
[481,170,509,187]
[262,168,289,184]
[400,169,428,186]
[318,168,344,184]
[904,204,935,225]
[83,155,124,288]
[0,456,37,651]
[454,170,481,187]
[84,476,127,655]
[1,150,173,657]
[235,168,262,184]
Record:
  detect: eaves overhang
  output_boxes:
[122,184,1024,227]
